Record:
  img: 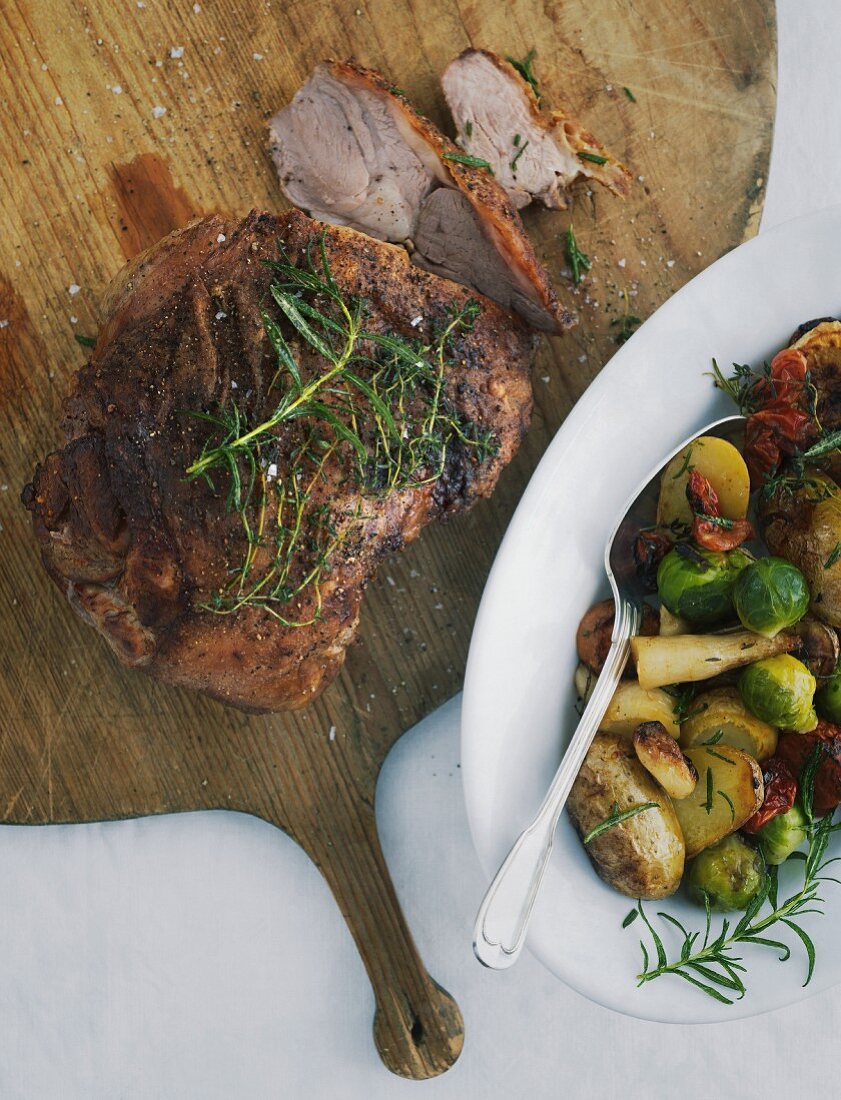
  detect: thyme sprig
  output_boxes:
[506,48,541,101]
[630,747,841,1003]
[186,236,496,625]
[564,226,592,286]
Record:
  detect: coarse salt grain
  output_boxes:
[70,315,78,324]
[386,576,396,587]
[55,96,63,106]
[215,310,227,320]
[253,53,264,61]
[410,315,423,327]
[170,46,184,58]
[667,260,676,268]
[112,84,122,94]
[266,463,278,481]
[0,320,8,329]
[328,725,336,741]
[216,233,226,243]
[152,105,167,119]
[68,284,81,295]
[617,258,626,268]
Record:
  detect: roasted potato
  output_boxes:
[633,722,698,799]
[680,686,779,762]
[657,436,750,531]
[599,681,680,739]
[631,630,796,690]
[568,733,685,898]
[760,473,841,629]
[673,744,764,857]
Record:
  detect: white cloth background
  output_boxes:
[3,3,839,1096]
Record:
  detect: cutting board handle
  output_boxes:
[281,796,464,1079]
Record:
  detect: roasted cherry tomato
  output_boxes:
[684,470,753,550]
[742,757,797,834]
[744,348,817,488]
[633,529,674,592]
[775,720,841,817]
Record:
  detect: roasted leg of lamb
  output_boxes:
[23,210,536,712]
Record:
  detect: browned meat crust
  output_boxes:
[23,210,536,712]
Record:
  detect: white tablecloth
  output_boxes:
[5,3,840,1096]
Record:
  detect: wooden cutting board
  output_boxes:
[0,0,774,1080]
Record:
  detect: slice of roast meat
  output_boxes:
[442,49,632,210]
[269,59,569,333]
[23,210,536,713]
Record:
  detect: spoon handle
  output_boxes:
[472,597,641,969]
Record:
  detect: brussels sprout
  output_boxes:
[739,655,818,732]
[657,546,752,628]
[816,668,841,724]
[733,557,810,638]
[687,834,766,912]
[756,804,809,865]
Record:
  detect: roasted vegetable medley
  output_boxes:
[569,319,841,950]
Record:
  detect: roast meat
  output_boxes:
[269,60,569,333]
[23,210,536,712]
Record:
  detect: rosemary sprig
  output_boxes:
[583,801,659,844]
[510,139,529,174]
[74,333,96,348]
[824,542,841,570]
[579,151,608,166]
[186,234,496,626]
[564,226,592,286]
[623,86,637,103]
[630,747,840,1003]
[506,48,541,100]
[442,151,493,171]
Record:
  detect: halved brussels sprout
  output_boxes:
[657,546,752,628]
[816,668,841,724]
[739,655,818,733]
[733,557,810,638]
[687,833,766,912]
[757,803,809,865]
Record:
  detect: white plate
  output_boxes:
[461,205,841,1023]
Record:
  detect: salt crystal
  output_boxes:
[193,2,201,10]
[112,84,122,94]
[541,375,550,383]
[152,105,167,119]
[68,284,81,295]
[216,233,226,243]
[666,260,675,268]
[617,258,626,268]
[55,96,63,106]
[386,575,395,587]
[137,1,145,6]
[41,63,48,71]
[410,315,423,327]
[70,315,78,324]
[170,46,184,58]
[215,310,226,320]
[409,569,420,578]
[0,320,8,329]
[253,53,264,61]
[230,380,238,389]
[328,725,336,741]
[266,463,278,481]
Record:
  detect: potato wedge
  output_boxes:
[680,686,778,761]
[568,733,685,898]
[599,681,680,739]
[633,722,698,799]
[657,436,750,530]
[631,630,797,691]
[673,744,764,857]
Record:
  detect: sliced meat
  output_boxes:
[270,59,569,333]
[441,49,632,210]
[24,210,536,713]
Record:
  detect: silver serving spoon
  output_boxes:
[473,414,747,969]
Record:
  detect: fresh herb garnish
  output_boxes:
[442,151,493,172]
[706,748,737,766]
[623,86,637,102]
[623,908,639,928]
[718,789,736,822]
[186,234,496,626]
[699,729,724,745]
[825,542,841,570]
[703,768,714,813]
[74,333,96,348]
[671,445,695,480]
[611,312,642,346]
[513,133,521,146]
[582,801,659,844]
[506,48,541,101]
[510,139,529,174]
[564,226,592,286]
[628,750,841,1003]
[708,358,764,414]
[579,151,608,165]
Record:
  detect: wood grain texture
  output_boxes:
[0,0,774,1078]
